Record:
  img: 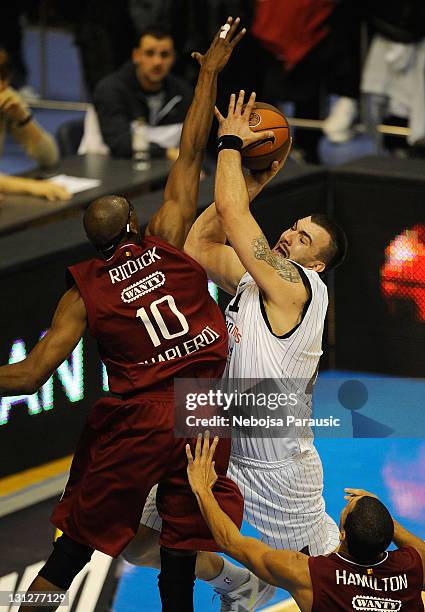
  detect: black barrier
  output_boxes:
[331,156,425,377]
[0,162,327,477]
[0,496,119,611]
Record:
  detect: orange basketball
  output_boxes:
[242,102,290,170]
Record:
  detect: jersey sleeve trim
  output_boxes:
[258,264,312,339]
[67,265,97,336]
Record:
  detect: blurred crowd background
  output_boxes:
[2,0,425,194]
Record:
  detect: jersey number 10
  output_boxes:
[136,295,189,347]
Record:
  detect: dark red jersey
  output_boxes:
[68,236,228,394]
[309,546,424,611]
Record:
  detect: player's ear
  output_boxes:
[339,528,346,543]
[309,260,325,273]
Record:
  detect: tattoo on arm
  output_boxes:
[252,235,301,283]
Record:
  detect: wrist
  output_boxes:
[16,112,33,127]
[193,484,213,499]
[217,135,243,153]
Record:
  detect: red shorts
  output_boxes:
[51,391,243,558]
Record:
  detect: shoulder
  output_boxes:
[165,74,193,99]
[390,546,423,569]
[94,62,133,96]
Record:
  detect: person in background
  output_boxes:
[94,26,192,162]
[0,48,69,201]
[74,0,136,97]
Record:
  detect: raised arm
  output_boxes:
[145,17,245,248]
[184,160,286,295]
[186,434,312,607]
[0,286,87,395]
[213,91,306,315]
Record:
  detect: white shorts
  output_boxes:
[141,449,339,555]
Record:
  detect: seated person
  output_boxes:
[0,48,58,169]
[0,49,69,201]
[93,25,192,161]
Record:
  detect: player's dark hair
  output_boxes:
[137,25,174,45]
[310,213,348,271]
[345,497,394,563]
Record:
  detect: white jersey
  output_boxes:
[140,262,340,554]
[224,264,328,464]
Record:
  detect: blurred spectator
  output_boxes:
[128,0,196,79]
[0,48,59,168]
[361,0,425,157]
[93,26,192,161]
[0,174,70,200]
[75,0,136,98]
[0,48,69,201]
[251,0,362,162]
[0,1,38,93]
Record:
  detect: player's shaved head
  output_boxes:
[84,195,130,247]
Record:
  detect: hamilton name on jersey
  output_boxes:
[336,569,409,593]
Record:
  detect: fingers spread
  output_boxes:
[235,90,245,114]
[252,129,274,142]
[214,106,224,122]
[208,436,219,462]
[227,16,240,40]
[195,432,202,460]
[243,91,256,117]
[228,93,236,115]
[186,443,194,464]
[202,430,210,459]
[191,51,203,65]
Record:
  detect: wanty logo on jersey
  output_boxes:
[352,595,401,610]
[121,271,165,303]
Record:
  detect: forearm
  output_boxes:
[0,362,37,395]
[393,519,425,554]
[0,175,39,195]
[179,67,217,160]
[215,150,249,225]
[194,487,243,555]
[12,121,59,168]
[185,203,226,253]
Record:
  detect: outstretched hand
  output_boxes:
[186,431,219,495]
[192,16,246,73]
[215,90,275,149]
[344,488,379,502]
[245,153,291,201]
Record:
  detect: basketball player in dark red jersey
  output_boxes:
[0,18,272,612]
[187,433,425,612]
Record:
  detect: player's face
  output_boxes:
[273,216,330,272]
[133,35,175,87]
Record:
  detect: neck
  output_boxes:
[137,72,163,93]
[337,546,386,565]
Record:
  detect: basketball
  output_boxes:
[242,102,290,171]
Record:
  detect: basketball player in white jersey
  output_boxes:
[123,92,348,610]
